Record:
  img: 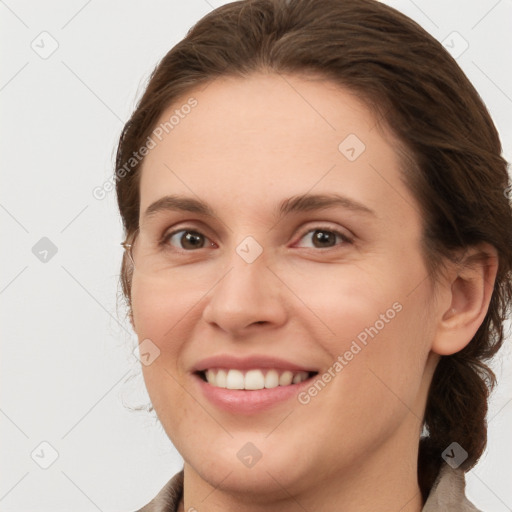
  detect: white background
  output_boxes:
[1,1,511,510]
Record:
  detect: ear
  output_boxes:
[432,243,498,356]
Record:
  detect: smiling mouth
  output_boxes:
[195,368,319,390]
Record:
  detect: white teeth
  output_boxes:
[245,369,265,390]
[202,368,312,390]
[226,369,244,389]
[216,369,227,387]
[293,372,306,384]
[279,370,294,386]
[264,369,279,389]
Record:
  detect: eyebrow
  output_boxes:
[279,193,375,217]
[143,193,376,221]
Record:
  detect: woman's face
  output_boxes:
[131,73,441,498]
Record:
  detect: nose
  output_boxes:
[201,250,288,336]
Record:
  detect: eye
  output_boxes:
[163,229,215,250]
[295,227,351,249]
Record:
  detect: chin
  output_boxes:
[182,434,321,499]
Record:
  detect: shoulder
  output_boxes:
[422,464,482,512]
[132,469,184,512]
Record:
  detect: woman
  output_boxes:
[116,0,512,510]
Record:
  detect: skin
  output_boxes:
[129,72,497,512]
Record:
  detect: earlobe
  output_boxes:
[432,244,498,356]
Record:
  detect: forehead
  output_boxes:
[138,72,416,226]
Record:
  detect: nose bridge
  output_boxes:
[202,240,287,332]
[223,247,268,297]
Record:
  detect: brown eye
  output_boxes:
[311,230,337,248]
[165,230,211,250]
[295,228,350,249]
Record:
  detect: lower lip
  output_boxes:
[192,373,316,414]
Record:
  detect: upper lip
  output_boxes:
[191,354,319,373]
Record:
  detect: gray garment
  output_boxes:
[422,465,481,512]
[134,464,482,512]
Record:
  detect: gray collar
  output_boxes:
[422,464,481,511]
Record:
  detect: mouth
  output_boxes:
[195,368,319,390]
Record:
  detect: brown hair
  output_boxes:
[115,0,512,500]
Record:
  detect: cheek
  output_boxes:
[283,259,408,346]
[294,286,430,466]
[131,279,198,447]
[130,277,192,408]
[290,257,432,406]
[131,273,204,341]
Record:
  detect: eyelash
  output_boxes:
[159,225,353,252]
